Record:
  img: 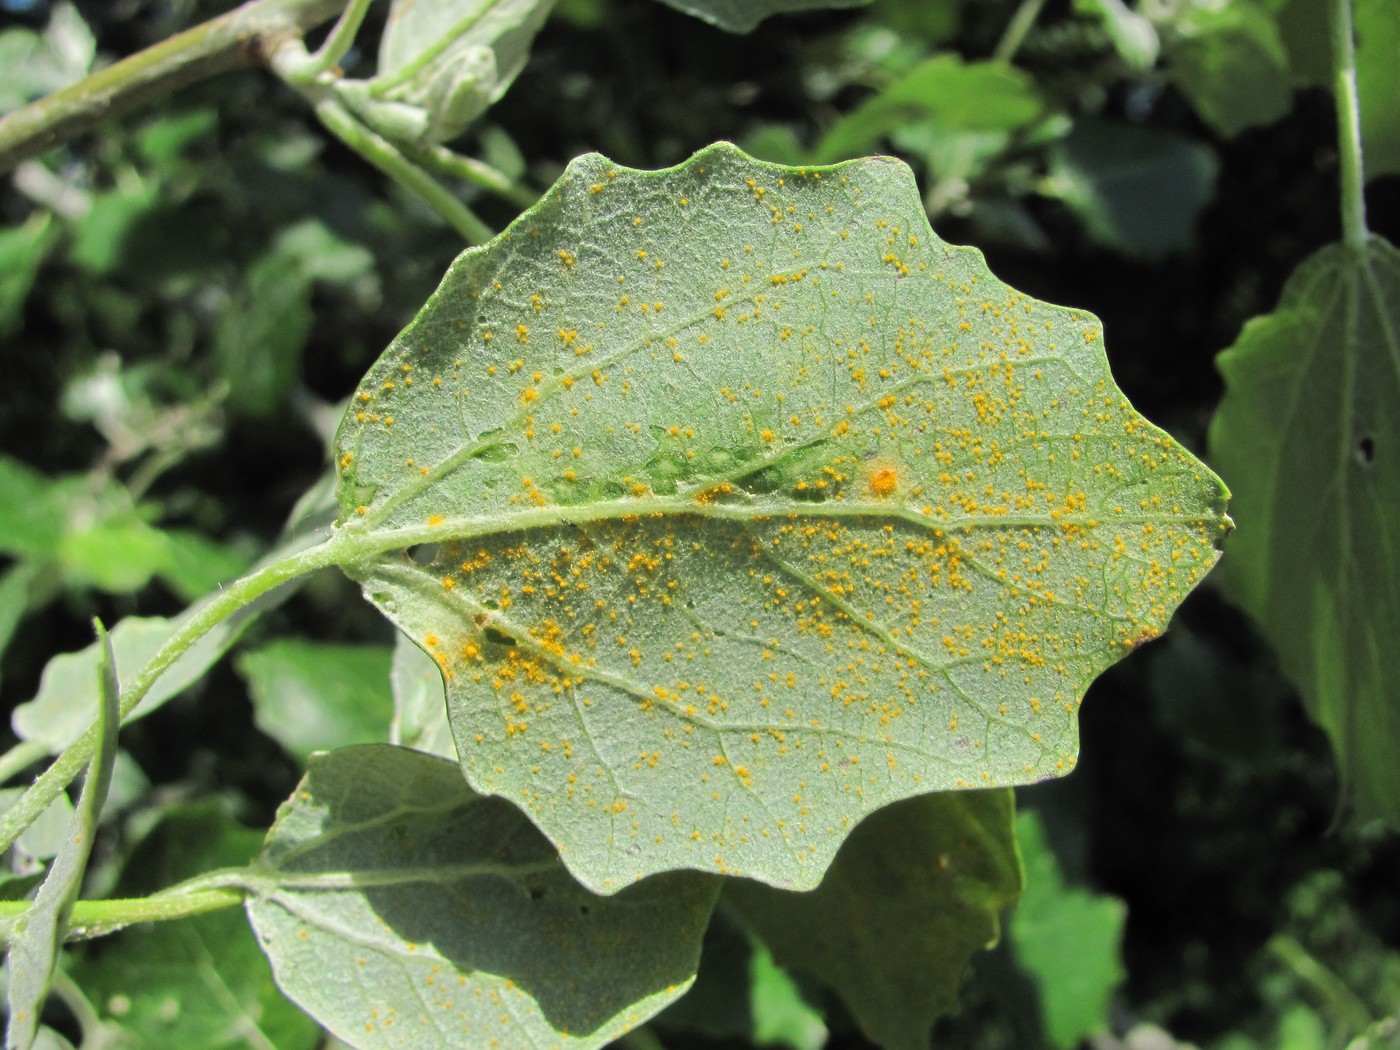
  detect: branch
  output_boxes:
[0,0,350,173]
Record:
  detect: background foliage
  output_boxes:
[0,0,1398,1047]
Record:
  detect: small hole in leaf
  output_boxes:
[528,887,546,901]
[484,625,517,647]
[409,543,439,565]
[1358,436,1376,465]
[578,904,590,916]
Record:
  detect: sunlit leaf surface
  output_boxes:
[1210,235,1400,826]
[333,142,1229,891]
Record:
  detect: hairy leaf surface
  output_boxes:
[1210,235,1400,826]
[245,745,717,1050]
[333,142,1228,892]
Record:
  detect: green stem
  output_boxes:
[0,888,246,944]
[301,0,377,81]
[1331,0,1368,251]
[0,537,348,856]
[994,0,1048,63]
[403,141,539,210]
[0,0,348,173]
[1270,934,1374,1035]
[313,97,495,243]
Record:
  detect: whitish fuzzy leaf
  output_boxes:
[728,789,1020,1050]
[337,0,553,145]
[332,142,1228,893]
[1210,236,1400,826]
[237,640,392,762]
[245,745,718,1050]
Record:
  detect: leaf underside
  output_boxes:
[1210,235,1400,827]
[245,745,718,1050]
[334,142,1229,892]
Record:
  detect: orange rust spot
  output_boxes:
[869,466,898,497]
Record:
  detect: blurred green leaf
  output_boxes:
[750,943,828,1050]
[14,614,241,754]
[1075,0,1160,72]
[1356,0,1400,179]
[1009,809,1125,1050]
[0,563,38,687]
[70,800,321,1050]
[1210,236,1400,827]
[68,181,162,276]
[868,0,964,44]
[245,744,720,1049]
[0,456,76,561]
[237,639,392,763]
[0,215,58,337]
[1157,0,1293,137]
[215,220,374,417]
[156,530,252,602]
[0,1,95,115]
[57,509,172,594]
[728,790,1021,1050]
[1047,118,1218,259]
[814,54,1044,164]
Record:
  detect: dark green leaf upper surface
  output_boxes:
[1210,235,1400,827]
[728,789,1021,1050]
[245,745,718,1050]
[333,142,1229,892]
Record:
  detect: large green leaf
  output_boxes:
[1209,236,1400,826]
[332,142,1228,893]
[728,789,1021,1050]
[245,744,718,1050]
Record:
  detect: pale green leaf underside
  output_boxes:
[246,745,718,1050]
[1210,235,1400,827]
[334,142,1228,892]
